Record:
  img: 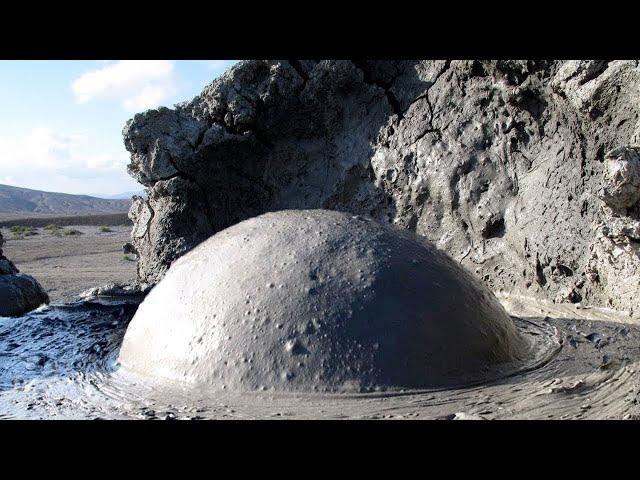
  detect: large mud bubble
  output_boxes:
[119,209,540,393]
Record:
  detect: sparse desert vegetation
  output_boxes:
[4,222,123,241]
[1,224,136,302]
[9,224,86,239]
[0,212,131,229]
[10,225,38,239]
[44,224,62,236]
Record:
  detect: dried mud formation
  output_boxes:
[0,231,49,317]
[119,210,531,392]
[124,60,640,315]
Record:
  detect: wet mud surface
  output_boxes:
[2,298,639,419]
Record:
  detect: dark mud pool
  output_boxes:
[1,298,640,419]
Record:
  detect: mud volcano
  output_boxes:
[118,209,529,393]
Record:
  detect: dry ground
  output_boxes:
[1,225,136,303]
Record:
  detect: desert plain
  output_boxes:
[1,223,135,303]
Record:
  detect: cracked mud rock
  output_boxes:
[124,60,640,314]
[119,210,530,392]
[0,231,49,317]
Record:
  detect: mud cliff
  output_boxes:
[123,60,640,314]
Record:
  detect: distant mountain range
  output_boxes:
[0,184,138,218]
[88,190,146,200]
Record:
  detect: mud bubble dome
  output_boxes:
[118,209,542,393]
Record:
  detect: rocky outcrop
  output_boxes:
[0,231,18,276]
[123,60,640,314]
[585,147,640,315]
[0,231,49,317]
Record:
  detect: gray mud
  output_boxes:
[119,210,530,393]
[2,298,639,419]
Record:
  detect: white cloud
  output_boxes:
[72,60,177,111]
[85,152,129,170]
[0,125,128,172]
[0,126,87,169]
[0,126,138,195]
[201,60,236,71]
[122,84,174,111]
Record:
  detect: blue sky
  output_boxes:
[0,60,237,196]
